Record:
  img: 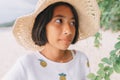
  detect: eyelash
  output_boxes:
[55,19,62,23]
[55,19,75,26]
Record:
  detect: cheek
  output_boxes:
[72,27,76,37]
[46,25,61,41]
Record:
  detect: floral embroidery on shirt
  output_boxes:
[38,59,47,67]
[59,73,66,80]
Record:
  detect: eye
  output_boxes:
[55,19,63,24]
[70,21,75,26]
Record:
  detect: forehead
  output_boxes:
[53,5,74,17]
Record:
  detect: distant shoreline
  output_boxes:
[0,27,12,32]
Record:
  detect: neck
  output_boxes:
[40,44,72,63]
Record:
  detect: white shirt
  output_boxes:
[2,50,90,80]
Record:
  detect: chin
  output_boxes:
[58,45,70,50]
[57,42,71,50]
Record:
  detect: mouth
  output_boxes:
[59,38,72,44]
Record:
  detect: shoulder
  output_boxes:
[19,51,37,60]
[73,50,90,70]
[73,50,88,60]
[1,52,37,80]
[17,52,38,66]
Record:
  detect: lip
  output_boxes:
[59,38,72,44]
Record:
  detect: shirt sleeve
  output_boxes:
[2,58,27,80]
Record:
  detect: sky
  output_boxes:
[0,0,38,24]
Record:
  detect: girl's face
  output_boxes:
[46,5,76,50]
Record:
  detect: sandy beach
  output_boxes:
[0,27,120,79]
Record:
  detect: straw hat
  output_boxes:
[13,0,100,51]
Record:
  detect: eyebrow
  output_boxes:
[53,15,75,20]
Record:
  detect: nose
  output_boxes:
[63,23,72,35]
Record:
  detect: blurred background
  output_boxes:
[0,0,38,26]
[0,0,120,79]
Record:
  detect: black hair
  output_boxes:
[32,2,79,46]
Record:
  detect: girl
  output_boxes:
[2,0,100,80]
